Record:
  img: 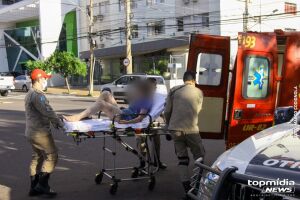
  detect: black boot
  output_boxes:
[28,174,41,196]
[35,172,57,197]
[182,181,192,200]
[153,161,167,169]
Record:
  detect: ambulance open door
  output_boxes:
[226,32,278,148]
[187,34,230,139]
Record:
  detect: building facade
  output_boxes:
[77,0,300,87]
[0,0,78,86]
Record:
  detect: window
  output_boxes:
[99,1,109,14]
[147,21,165,36]
[115,77,128,85]
[285,2,297,15]
[152,77,164,85]
[177,18,184,32]
[119,0,124,11]
[243,56,270,99]
[127,76,141,84]
[16,75,25,80]
[132,25,138,38]
[196,53,222,86]
[146,0,164,6]
[119,27,125,42]
[131,0,138,9]
[202,13,209,27]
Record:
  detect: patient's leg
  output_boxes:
[64,91,121,121]
[98,91,118,106]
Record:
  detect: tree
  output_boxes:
[25,51,87,94]
[25,60,51,73]
[47,51,87,94]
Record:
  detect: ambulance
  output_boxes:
[187,30,300,148]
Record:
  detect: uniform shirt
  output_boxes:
[164,84,203,133]
[25,88,63,137]
[121,98,153,120]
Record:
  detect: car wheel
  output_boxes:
[22,85,28,92]
[0,91,8,96]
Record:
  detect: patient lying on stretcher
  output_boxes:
[63,79,154,124]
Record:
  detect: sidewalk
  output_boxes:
[46,87,101,97]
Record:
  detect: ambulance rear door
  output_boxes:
[227,32,278,148]
[187,34,230,139]
[277,32,300,109]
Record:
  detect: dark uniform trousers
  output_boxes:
[171,130,205,182]
[29,134,58,176]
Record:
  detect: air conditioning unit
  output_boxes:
[183,0,189,4]
[96,14,104,21]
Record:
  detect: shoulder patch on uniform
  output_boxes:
[40,95,46,103]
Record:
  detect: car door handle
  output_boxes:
[234,109,243,120]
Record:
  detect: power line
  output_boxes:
[1,9,300,49]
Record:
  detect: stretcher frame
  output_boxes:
[65,113,169,195]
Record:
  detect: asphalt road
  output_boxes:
[0,92,225,200]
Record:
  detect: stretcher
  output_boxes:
[63,93,168,195]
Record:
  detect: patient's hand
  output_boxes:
[118,120,129,124]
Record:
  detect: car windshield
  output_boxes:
[150,77,164,84]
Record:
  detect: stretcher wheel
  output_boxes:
[95,172,103,184]
[131,168,139,178]
[148,176,156,191]
[110,182,118,195]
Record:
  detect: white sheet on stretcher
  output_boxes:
[64,92,166,133]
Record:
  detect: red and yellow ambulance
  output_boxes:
[187,30,300,148]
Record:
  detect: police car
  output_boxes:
[189,111,300,200]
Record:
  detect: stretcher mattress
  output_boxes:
[64,92,166,133]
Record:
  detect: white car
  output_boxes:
[189,111,300,200]
[14,75,32,92]
[101,74,167,102]
[0,75,15,96]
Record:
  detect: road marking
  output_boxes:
[0,101,13,104]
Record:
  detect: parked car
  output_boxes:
[0,71,24,78]
[101,74,167,102]
[14,75,32,92]
[189,110,300,200]
[0,75,15,96]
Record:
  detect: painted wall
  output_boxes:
[64,11,78,56]
[16,19,39,28]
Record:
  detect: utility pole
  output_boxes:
[243,0,249,32]
[88,0,95,96]
[125,0,133,74]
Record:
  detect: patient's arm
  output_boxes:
[118,109,148,124]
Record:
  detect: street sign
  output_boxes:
[123,58,130,66]
[168,63,182,68]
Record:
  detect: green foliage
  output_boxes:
[25,51,87,78]
[157,59,168,74]
[145,58,168,76]
[47,51,87,78]
[25,60,51,73]
[146,69,161,75]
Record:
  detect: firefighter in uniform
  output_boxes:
[25,69,64,197]
[164,71,205,199]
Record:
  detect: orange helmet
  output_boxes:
[30,69,52,80]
